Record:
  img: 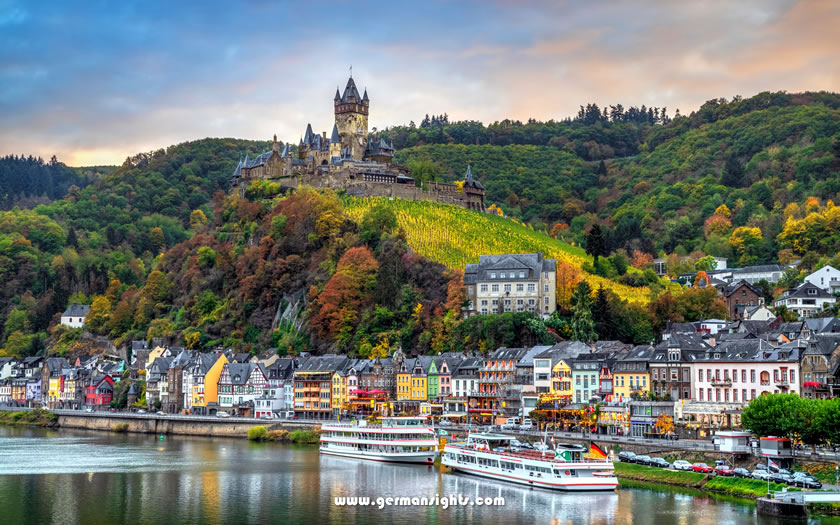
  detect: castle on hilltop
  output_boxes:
[231,75,485,211]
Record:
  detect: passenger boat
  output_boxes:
[319,416,439,464]
[441,433,618,491]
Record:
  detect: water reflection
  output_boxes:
[0,426,836,525]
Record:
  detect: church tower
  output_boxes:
[334,76,369,160]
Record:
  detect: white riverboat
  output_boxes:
[320,416,439,464]
[442,433,618,491]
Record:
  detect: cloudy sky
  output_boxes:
[1,0,837,166]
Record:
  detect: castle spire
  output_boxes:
[304,123,313,144]
[465,165,473,183]
[330,123,340,143]
[334,87,340,102]
[272,134,279,152]
[362,88,369,102]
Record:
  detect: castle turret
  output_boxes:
[272,134,280,153]
[334,76,369,161]
[329,124,341,158]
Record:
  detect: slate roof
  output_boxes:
[225,363,266,385]
[330,124,340,143]
[805,317,840,333]
[783,282,835,300]
[297,355,349,373]
[62,303,90,317]
[463,165,484,190]
[340,76,363,104]
[731,264,782,275]
[723,280,763,298]
[464,252,556,282]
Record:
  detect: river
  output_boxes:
[0,426,833,524]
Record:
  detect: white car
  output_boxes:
[216,411,231,418]
[752,470,772,481]
[672,460,693,471]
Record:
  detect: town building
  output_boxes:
[650,335,710,401]
[729,264,783,284]
[218,362,269,416]
[722,280,764,320]
[612,345,654,402]
[774,282,837,319]
[60,303,90,328]
[189,352,228,415]
[463,252,557,319]
[294,355,348,419]
[805,265,840,294]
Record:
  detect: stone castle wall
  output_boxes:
[276,170,485,211]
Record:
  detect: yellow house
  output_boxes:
[48,376,62,407]
[410,358,428,402]
[611,346,654,402]
[551,360,573,398]
[147,346,168,368]
[331,371,347,412]
[192,353,228,414]
[396,369,411,401]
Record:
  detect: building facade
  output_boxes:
[463,252,557,319]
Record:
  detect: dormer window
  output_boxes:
[668,350,679,361]
[808,288,817,295]
[490,273,496,279]
[714,353,720,359]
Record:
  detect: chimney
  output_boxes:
[322,131,327,142]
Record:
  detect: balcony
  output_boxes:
[710,379,732,387]
[775,380,790,388]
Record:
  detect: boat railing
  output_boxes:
[445,444,613,464]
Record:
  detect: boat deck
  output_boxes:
[446,444,612,465]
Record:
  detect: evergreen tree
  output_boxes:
[591,286,612,340]
[721,154,745,187]
[597,160,607,176]
[585,224,607,259]
[570,281,596,343]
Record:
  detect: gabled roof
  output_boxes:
[723,280,763,298]
[732,264,782,274]
[224,362,266,385]
[465,252,556,281]
[62,303,90,317]
[463,165,484,190]
[784,282,835,300]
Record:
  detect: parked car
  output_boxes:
[752,470,772,481]
[216,411,231,418]
[672,460,693,471]
[84,407,94,413]
[519,441,535,450]
[753,463,768,471]
[635,455,652,466]
[649,457,670,469]
[733,468,751,478]
[770,472,795,485]
[791,472,822,489]
[156,411,166,416]
[618,451,637,463]
[692,463,714,473]
[501,417,520,430]
[520,419,534,431]
[714,465,735,476]
[137,409,147,414]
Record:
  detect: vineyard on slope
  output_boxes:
[343,197,652,304]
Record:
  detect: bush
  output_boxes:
[113,423,128,433]
[247,425,269,441]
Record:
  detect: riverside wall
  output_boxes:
[55,411,319,438]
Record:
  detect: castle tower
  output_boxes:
[334,76,369,161]
[329,124,341,159]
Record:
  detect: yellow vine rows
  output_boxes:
[344,197,651,304]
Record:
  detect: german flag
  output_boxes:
[587,442,608,459]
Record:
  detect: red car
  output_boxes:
[714,465,734,476]
[692,462,714,473]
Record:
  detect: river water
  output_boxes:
[0,426,833,524]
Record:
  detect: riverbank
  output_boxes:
[615,462,793,498]
[0,409,57,427]
[247,426,320,444]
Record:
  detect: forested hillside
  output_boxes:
[391,91,840,265]
[1,90,838,359]
[0,155,97,209]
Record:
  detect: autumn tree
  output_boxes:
[555,262,582,307]
[310,246,379,347]
[189,209,208,230]
[85,296,112,333]
[728,226,763,264]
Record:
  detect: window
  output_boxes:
[699,389,704,400]
[733,389,738,402]
[504,284,511,292]
[481,300,488,306]
[490,273,496,279]
[789,370,795,383]
[528,299,535,305]
[743,389,747,401]
[698,369,703,382]
[544,284,549,292]
[642,377,646,387]
[480,284,488,292]
[519,271,525,278]
[750,389,756,400]
[750,370,756,383]
[481,308,488,315]
[741,370,746,383]
[491,284,499,292]
[500,272,506,279]
[516,283,524,292]
[528,283,536,292]
[544,296,549,304]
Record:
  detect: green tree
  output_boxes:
[360,203,398,245]
[721,154,745,187]
[585,225,607,260]
[407,158,438,187]
[570,281,596,343]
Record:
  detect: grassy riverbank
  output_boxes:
[0,409,57,427]
[247,426,320,444]
[614,462,793,498]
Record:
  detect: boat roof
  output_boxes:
[468,432,514,440]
